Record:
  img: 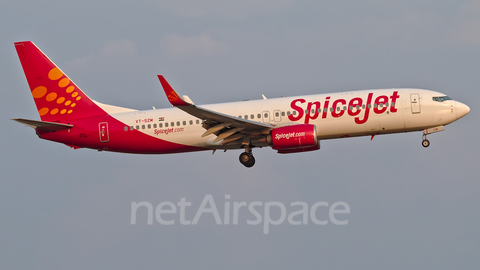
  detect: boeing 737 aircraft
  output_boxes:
[13,41,470,167]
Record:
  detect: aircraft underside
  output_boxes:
[12,41,470,167]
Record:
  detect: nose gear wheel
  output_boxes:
[422,133,430,148]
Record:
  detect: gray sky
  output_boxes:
[1,1,479,269]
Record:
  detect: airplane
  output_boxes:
[12,41,470,167]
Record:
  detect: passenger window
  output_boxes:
[124,126,128,131]
[305,110,308,114]
[153,124,157,128]
[317,108,321,113]
[293,111,297,115]
[374,104,377,108]
[281,112,285,116]
[349,106,353,110]
[337,107,340,112]
[165,123,168,127]
[275,112,279,117]
[159,123,163,128]
[391,102,395,107]
[287,111,291,116]
[324,108,328,112]
[147,124,151,129]
[330,108,333,112]
[189,120,193,125]
[385,103,389,107]
[251,114,254,119]
[130,126,134,131]
[177,121,180,126]
[257,114,261,119]
[238,116,242,119]
[368,104,371,109]
[183,121,186,125]
[362,105,365,109]
[244,115,248,119]
[136,125,139,130]
[142,125,145,129]
[171,122,174,126]
[343,106,346,111]
[356,105,360,109]
[264,113,268,118]
[196,120,200,124]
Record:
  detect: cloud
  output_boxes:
[161,34,230,57]
[65,39,138,71]
[148,0,293,19]
[100,39,137,57]
[451,1,480,46]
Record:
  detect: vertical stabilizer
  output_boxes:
[15,41,107,122]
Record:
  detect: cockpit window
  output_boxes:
[433,96,452,102]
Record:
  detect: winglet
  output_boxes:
[158,75,192,106]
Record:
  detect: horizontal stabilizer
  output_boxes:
[12,118,73,132]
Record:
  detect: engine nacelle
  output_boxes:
[277,143,320,154]
[268,124,318,150]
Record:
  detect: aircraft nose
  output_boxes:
[456,101,470,119]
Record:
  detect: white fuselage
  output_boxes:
[108,88,466,149]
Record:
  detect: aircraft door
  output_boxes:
[262,111,270,123]
[99,122,109,143]
[410,94,421,114]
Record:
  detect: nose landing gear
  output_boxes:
[422,133,430,148]
[239,148,255,168]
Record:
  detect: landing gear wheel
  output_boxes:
[239,152,255,168]
[422,139,430,148]
[422,132,430,148]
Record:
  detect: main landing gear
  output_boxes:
[239,148,255,168]
[422,133,430,148]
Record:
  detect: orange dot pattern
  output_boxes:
[46,92,57,101]
[33,67,83,117]
[39,107,49,116]
[58,78,70,87]
[48,68,63,80]
[32,86,47,98]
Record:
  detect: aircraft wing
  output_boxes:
[158,75,274,144]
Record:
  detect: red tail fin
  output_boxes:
[15,41,107,122]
